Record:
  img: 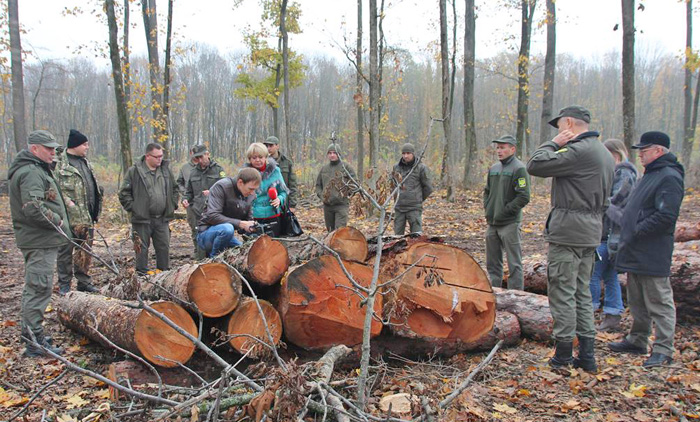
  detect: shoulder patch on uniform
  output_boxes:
[555,148,568,154]
[220,171,226,177]
[518,178,527,188]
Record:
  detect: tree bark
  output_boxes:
[675,222,700,242]
[439,0,455,202]
[221,235,290,286]
[516,0,536,156]
[224,297,282,358]
[356,0,365,180]
[281,0,291,153]
[56,292,197,368]
[493,287,553,341]
[161,0,173,155]
[539,0,556,146]
[8,0,27,153]
[141,0,166,144]
[277,255,383,350]
[368,0,379,169]
[683,0,694,163]
[462,0,477,185]
[286,227,369,266]
[621,0,636,159]
[522,260,548,294]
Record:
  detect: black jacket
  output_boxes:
[616,153,684,277]
[198,176,254,232]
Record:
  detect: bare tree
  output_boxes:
[8,0,26,152]
[281,0,291,152]
[368,0,379,169]
[516,0,537,156]
[439,0,456,202]
[621,0,636,158]
[162,0,174,153]
[462,0,477,185]
[683,0,696,168]
[141,0,167,147]
[539,0,556,145]
[123,0,131,104]
[356,0,365,179]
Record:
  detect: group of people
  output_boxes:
[487,105,684,371]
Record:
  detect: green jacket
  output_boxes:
[55,149,103,228]
[315,160,356,207]
[275,152,298,208]
[392,159,433,212]
[8,150,71,249]
[185,160,226,221]
[483,155,530,226]
[176,161,196,197]
[118,155,179,224]
[527,131,615,247]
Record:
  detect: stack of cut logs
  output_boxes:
[56,226,557,372]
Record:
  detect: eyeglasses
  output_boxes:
[263,143,274,147]
[638,147,657,155]
[148,154,164,159]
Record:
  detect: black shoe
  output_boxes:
[643,352,673,368]
[58,283,71,296]
[77,283,99,293]
[608,339,647,355]
[549,341,574,369]
[573,336,597,373]
[24,339,63,358]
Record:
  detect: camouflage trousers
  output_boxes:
[20,247,58,343]
[57,227,93,290]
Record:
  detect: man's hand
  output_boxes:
[270,198,281,208]
[67,199,76,207]
[289,207,296,213]
[203,190,210,196]
[552,130,575,148]
[182,199,189,208]
[239,221,256,233]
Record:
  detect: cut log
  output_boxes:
[522,260,548,294]
[56,292,197,368]
[225,297,283,358]
[277,255,383,350]
[669,241,700,320]
[222,235,289,286]
[107,359,200,400]
[382,241,497,345]
[285,226,369,266]
[493,287,553,341]
[674,222,700,242]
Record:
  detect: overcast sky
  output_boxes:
[14,0,697,68]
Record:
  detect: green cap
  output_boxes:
[548,105,591,128]
[492,135,517,146]
[28,130,60,148]
[192,144,208,158]
[327,143,340,154]
[265,136,280,145]
[401,143,415,154]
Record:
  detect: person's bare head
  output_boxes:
[236,167,262,197]
[145,143,164,170]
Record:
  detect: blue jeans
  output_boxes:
[589,241,624,315]
[197,223,242,257]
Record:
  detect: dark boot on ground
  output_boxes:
[23,337,63,358]
[573,336,597,373]
[597,314,621,332]
[77,282,99,293]
[549,341,574,369]
[58,282,71,296]
[642,352,673,368]
[608,339,647,355]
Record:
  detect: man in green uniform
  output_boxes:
[264,136,298,211]
[177,146,198,253]
[183,145,225,259]
[392,143,433,235]
[484,135,530,290]
[315,144,356,232]
[119,143,179,274]
[527,106,615,373]
[55,129,103,294]
[9,130,70,357]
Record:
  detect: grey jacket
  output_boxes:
[392,158,433,212]
[527,131,615,247]
[198,176,255,232]
[118,155,179,224]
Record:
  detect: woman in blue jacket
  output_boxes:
[244,142,288,237]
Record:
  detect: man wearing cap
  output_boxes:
[177,147,198,254]
[608,131,684,368]
[119,143,179,274]
[392,142,433,235]
[9,130,70,357]
[527,105,615,373]
[55,129,103,295]
[264,136,298,211]
[183,145,225,258]
[315,144,357,232]
[483,135,530,290]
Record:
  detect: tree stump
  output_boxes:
[285,227,369,266]
[382,241,497,345]
[56,292,197,368]
[277,255,383,350]
[225,297,283,358]
[222,235,289,286]
[493,287,553,341]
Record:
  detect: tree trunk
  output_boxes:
[439,0,455,202]
[286,227,369,266]
[56,292,197,368]
[683,0,694,163]
[668,241,700,319]
[161,0,173,155]
[356,0,364,180]
[224,297,282,358]
[106,0,132,176]
[221,235,290,286]
[277,255,383,350]
[516,0,536,157]
[381,241,496,344]
[462,0,477,185]
[621,0,636,159]
[281,0,291,153]
[539,0,556,146]
[123,0,131,104]
[675,222,700,242]
[8,0,27,153]
[141,0,165,144]
[493,287,553,341]
[368,0,379,169]
[522,260,548,294]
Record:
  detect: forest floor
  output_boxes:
[0,185,698,422]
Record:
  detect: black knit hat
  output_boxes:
[67,129,88,148]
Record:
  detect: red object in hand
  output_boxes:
[268,187,278,200]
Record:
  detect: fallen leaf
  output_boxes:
[493,403,517,414]
[65,393,89,409]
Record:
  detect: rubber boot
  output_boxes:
[573,336,598,373]
[549,341,573,369]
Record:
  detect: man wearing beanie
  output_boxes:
[528,106,615,373]
[55,129,103,294]
[608,131,684,368]
[315,143,357,232]
[483,135,529,290]
[392,142,433,235]
[264,136,298,211]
